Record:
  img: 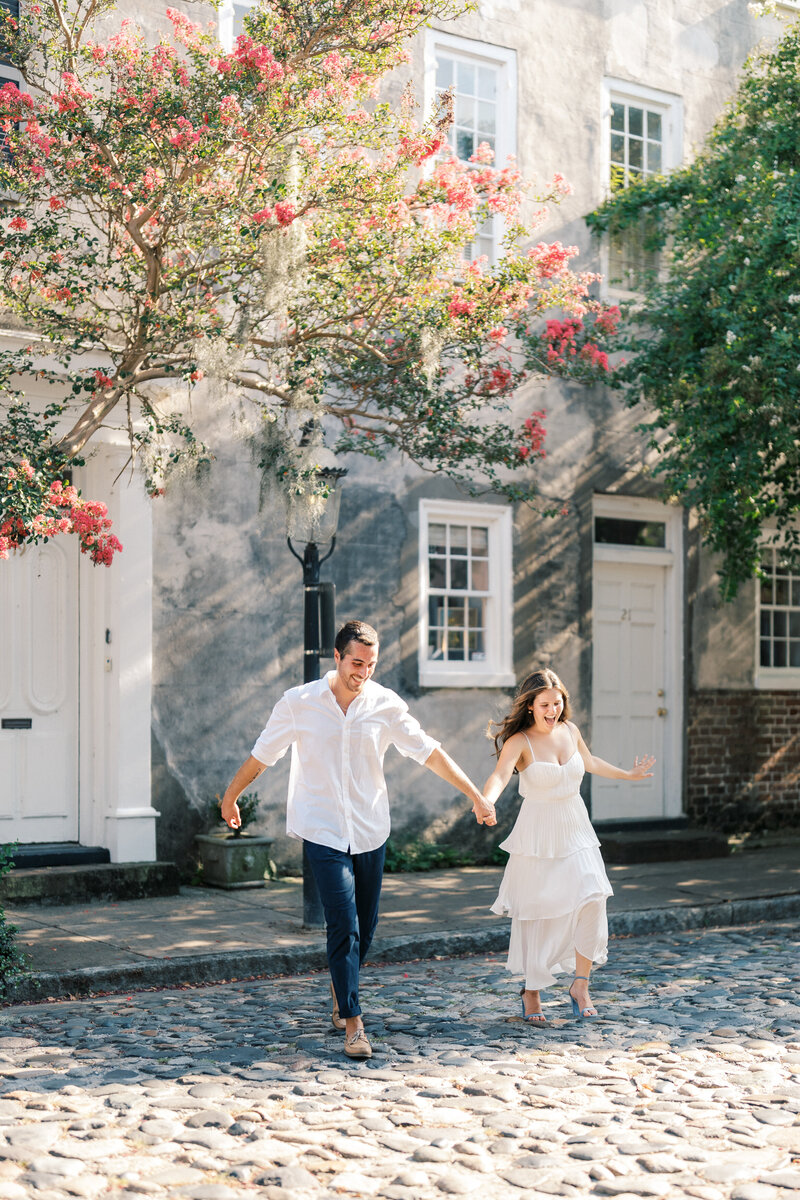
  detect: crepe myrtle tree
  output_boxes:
[0,0,620,564]
[588,18,800,599]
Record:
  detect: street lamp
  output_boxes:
[286,464,347,928]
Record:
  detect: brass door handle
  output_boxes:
[657,707,667,717]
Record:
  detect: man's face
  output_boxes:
[334,641,379,693]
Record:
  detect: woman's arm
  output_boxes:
[482,733,524,805]
[569,722,656,781]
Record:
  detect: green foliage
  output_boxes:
[0,846,28,999]
[210,791,261,836]
[384,837,474,872]
[588,20,800,598]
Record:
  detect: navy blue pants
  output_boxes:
[303,839,386,1019]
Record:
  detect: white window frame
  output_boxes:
[218,0,255,51]
[418,499,514,689]
[755,545,800,689]
[424,31,517,265]
[600,78,683,300]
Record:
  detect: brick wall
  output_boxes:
[687,690,800,831]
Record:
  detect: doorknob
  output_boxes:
[657,689,665,697]
[657,707,667,717]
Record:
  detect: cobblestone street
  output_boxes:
[0,921,798,1200]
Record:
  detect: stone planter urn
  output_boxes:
[195,832,276,889]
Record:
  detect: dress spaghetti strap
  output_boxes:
[523,732,536,762]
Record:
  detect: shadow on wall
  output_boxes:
[151,730,204,877]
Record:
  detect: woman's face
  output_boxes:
[529,687,564,733]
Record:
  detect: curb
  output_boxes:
[3,892,799,1007]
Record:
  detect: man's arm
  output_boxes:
[221,756,267,829]
[424,747,497,826]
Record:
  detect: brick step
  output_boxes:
[0,862,180,907]
[597,827,730,865]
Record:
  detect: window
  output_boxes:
[419,500,514,688]
[218,0,254,51]
[602,80,682,295]
[426,33,516,264]
[758,549,800,671]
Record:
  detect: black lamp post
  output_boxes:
[286,464,347,928]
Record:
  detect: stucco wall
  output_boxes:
[149,0,782,868]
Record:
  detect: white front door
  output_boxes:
[591,559,669,821]
[0,540,79,842]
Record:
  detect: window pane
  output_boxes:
[647,141,661,173]
[451,559,468,590]
[776,578,790,607]
[428,627,445,660]
[449,630,465,660]
[477,100,495,135]
[774,610,787,637]
[774,640,787,667]
[791,642,800,668]
[647,110,662,141]
[469,629,486,659]
[628,138,643,170]
[429,596,445,626]
[790,612,800,638]
[456,129,474,160]
[760,612,771,638]
[468,597,485,626]
[594,517,666,548]
[456,61,476,94]
[610,133,625,165]
[760,577,774,605]
[429,557,446,589]
[792,581,800,607]
[628,106,643,137]
[760,639,771,667]
[611,102,625,132]
[477,66,496,100]
[472,559,489,591]
[471,526,488,554]
[455,94,474,126]
[448,604,466,628]
[450,525,468,554]
[429,523,447,555]
[436,57,453,89]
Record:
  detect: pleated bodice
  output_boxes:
[498,748,600,859]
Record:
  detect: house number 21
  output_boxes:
[620,609,631,621]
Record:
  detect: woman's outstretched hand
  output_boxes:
[629,755,656,780]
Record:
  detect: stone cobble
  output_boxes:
[0,921,798,1199]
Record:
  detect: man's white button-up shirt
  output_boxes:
[251,672,440,854]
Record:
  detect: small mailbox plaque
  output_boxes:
[2,718,32,730]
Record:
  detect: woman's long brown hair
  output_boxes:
[487,668,572,764]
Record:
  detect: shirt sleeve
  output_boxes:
[388,702,441,764]
[251,693,297,765]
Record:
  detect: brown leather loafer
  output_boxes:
[343,1028,372,1059]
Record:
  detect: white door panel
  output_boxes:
[0,542,79,841]
[591,560,667,821]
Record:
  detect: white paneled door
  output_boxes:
[0,541,79,842]
[591,560,668,821]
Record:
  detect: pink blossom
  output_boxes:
[274,201,296,226]
[8,216,27,232]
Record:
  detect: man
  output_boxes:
[221,619,496,1060]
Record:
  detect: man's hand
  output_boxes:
[220,794,242,830]
[473,794,497,826]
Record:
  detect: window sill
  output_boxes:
[754,669,800,691]
[419,668,516,689]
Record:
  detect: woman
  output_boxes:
[484,668,655,1023]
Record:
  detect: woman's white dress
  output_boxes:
[491,733,613,990]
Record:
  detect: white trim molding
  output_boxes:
[418,498,514,689]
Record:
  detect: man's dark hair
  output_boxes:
[335,619,379,657]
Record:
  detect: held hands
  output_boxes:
[473,794,497,826]
[629,754,657,780]
[220,795,242,830]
